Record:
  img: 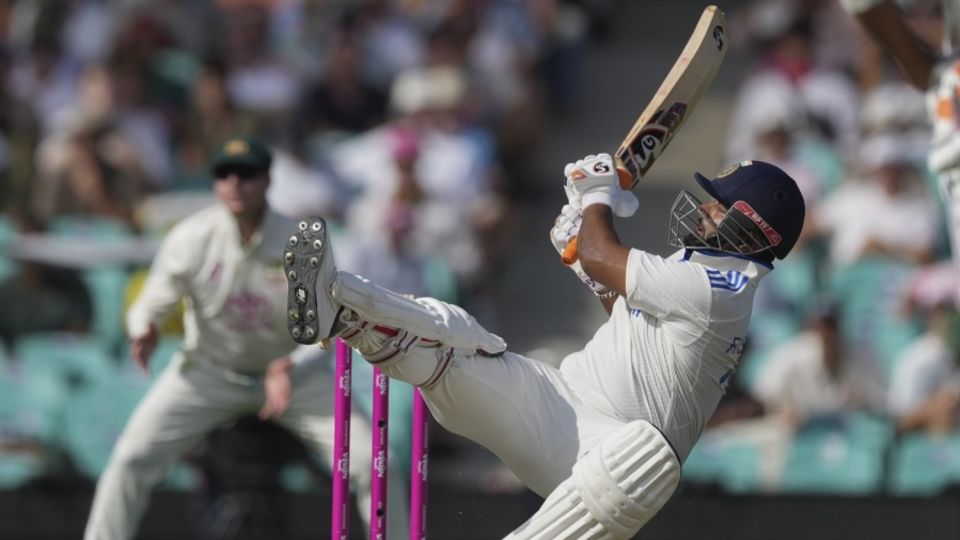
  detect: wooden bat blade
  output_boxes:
[615,5,728,189]
[564,5,728,268]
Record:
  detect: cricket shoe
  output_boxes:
[284,217,342,345]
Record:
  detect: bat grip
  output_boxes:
[561,237,579,265]
[617,167,633,190]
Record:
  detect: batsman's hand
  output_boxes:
[130,323,158,374]
[260,356,294,420]
[563,154,639,218]
[550,204,613,296]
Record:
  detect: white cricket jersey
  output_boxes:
[560,248,770,463]
[127,205,301,373]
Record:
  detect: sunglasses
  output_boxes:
[214,165,267,181]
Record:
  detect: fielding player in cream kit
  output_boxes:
[84,137,408,540]
[284,153,805,539]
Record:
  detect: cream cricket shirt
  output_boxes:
[127,205,299,374]
[560,248,770,462]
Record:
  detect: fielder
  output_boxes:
[283,154,805,539]
[84,137,408,540]
[840,0,960,293]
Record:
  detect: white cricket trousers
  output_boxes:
[382,347,630,498]
[83,355,409,540]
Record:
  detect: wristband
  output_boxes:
[582,189,616,209]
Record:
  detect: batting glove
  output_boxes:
[550,204,613,296]
[563,154,640,217]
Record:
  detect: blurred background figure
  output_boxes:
[889,262,960,435]
[751,300,885,425]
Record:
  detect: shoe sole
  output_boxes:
[284,217,330,345]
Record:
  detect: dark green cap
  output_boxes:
[210,136,273,175]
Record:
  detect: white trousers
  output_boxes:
[383,348,630,498]
[83,355,409,540]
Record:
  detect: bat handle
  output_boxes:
[617,167,633,190]
[561,236,579,265]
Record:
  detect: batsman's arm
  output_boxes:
[578,205,630,314]
[843,0,939,88]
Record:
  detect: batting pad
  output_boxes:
[505,420,680,540]
[331,272,507,355]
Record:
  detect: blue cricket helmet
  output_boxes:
[693,160,805,259]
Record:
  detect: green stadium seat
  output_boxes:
[60,369,150,479]
[13,332,115,390]
[738,312,800,392]
[47,216,136,351]
[827,258,923,376]
[0,367,66,488]
[888,433,960,495]
[0,214,16,284]
[779,413,893,494]
[683,429,763,493]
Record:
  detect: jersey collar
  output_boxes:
[682,248,774,270]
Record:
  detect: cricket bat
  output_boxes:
[562,5,728,265]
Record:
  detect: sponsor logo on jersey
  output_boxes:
[706,269,748,292]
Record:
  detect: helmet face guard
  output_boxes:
[668,191,782,256]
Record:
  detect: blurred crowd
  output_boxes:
[0,0,611,528]
[690,0,960,496]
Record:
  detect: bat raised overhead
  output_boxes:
[563,5,728,265]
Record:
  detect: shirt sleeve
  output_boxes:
[125,226,194,338]
[624,248,711,320]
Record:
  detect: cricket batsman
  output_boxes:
[283,154,805,539]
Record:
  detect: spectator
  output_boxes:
[805,133,940,270]
[751,301,885,425]
[888,263,960,434]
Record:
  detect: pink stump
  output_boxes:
[332,340,352,540]
[370,367,389,539]
[409,389,429,539]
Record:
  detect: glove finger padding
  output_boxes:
[550,205,582,257]
[563,179,582,211]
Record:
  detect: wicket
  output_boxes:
[332,338,429,540]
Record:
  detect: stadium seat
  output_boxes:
[0,214,16,283]
[48,216,136,351]
[683,428,764,493]
[13,332,115,390]
[0,366,66,488]
[827,258,923,376]
[779,413,893,494]
[60,368,151,479]
[888,433,960,495]
[737,312,800,392]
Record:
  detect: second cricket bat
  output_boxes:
[563,5,728,264]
